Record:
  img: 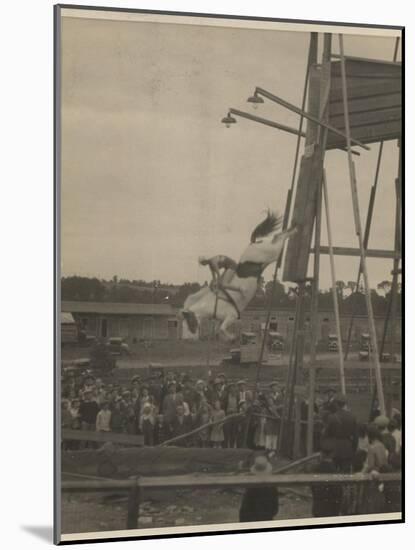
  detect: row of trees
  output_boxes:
[61,275,401,316]
[61,276,200,306]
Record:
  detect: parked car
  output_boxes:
[268,331,284,352]
[105,337,130,356]
[328,334,339,352]
[359,349,369,361]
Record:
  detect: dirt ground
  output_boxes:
[61,486,311,535]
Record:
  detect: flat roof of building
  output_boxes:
[61,301,177,316]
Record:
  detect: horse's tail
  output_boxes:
[182,310,199,334]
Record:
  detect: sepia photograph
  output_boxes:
[55,5,403,544]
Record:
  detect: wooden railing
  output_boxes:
[62,471,401,530]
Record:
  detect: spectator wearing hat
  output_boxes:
[223,382,239,448]
[268,382,282,409]
[365,424,388,473]
[110,399,124,433]
[139,404,155,446]
[137,385,153,415]
[148,374,163,406]
[162,382,184,425]
[210,399,226,448]
[161,371,177,402]
[79,390,99,448]
[182,375,197,413]
[236,401,250,448]
[210,377,225,406]
[194,379,209,412]
[217,372,228,394]
[264,397,280,453]
[237,380,252,406]
[239,455,279,522]
[69,399,81,430]
[195,401,211,447]
[170,404,192,446]
[323,394,358,473]
[363,424,388,513]
[81,375,96,399]
[322,388,336,413]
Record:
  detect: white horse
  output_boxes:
[181,212,297,341]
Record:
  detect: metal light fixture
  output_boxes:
[247,93,264,109]
[221,112,237,128]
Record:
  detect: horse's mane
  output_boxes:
[250,210,282,243]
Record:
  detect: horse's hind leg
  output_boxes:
[219,314,238,342]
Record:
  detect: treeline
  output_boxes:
[261,279,402,316]
[61,276,201,307]
[61,276,401,316]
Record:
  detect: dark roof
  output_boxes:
[61,301,177,316]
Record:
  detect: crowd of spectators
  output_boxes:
[61,369,286,450]
[61,368,402,516]
[312,391,402,516]
[61,370,401,482]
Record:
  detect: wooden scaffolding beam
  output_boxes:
[338,34,386,415]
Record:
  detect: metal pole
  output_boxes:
[338,34,386,415]
[255,87,370,151]
[323,171,346,394]
[229,108,306,137]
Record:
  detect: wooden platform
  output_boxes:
[327,58,401,149]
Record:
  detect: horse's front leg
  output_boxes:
[219,313,238,342]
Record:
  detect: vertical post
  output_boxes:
[386,143,402,362]
[293,395,302,459]
[281,33,319,456]
[278,287,302,455]
[322,172,346,394]
[338,35,385,415]
[306,33,332,456]
[126,477,141,530]
[307,183,322,456]
[281,282,306,456]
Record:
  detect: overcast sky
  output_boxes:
[60,14,401,289]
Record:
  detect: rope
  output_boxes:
[62,471,115,481]
[158,412,243,447]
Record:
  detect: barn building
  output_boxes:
[62,300,401,348]
[61,301,180,341]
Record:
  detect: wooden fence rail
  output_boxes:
[61,471,401,529]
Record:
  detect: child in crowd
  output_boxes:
[139,404,155,446]
[195,401,211,447]
[96,401,112,432]
[210,400,225,448]
[154,414,169,445]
